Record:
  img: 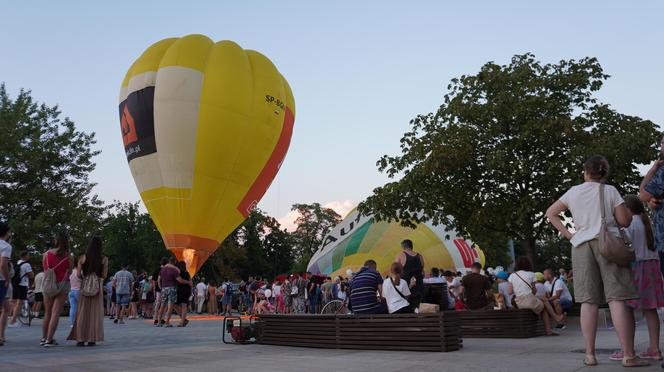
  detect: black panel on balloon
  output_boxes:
[119,86,156,162]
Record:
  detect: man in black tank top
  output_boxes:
[396,239,425,308]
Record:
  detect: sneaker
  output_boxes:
[610,351,624,361]
[554,324,567,330]
[39,338,46,346]
[113,319,118,324]
[153,319,158,325]
[43,340,58,347]
[638,349,663,360]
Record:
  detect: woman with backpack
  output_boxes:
[68,236,107,346]
[41,233,74,347]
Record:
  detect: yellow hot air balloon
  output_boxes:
[119,35,295,275]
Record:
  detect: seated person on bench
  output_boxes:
[459,263,492,310]
[349,259,387,314]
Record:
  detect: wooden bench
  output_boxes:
[255,312,462,352]
[458,309,545,338]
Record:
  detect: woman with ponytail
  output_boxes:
[623,195,664,360]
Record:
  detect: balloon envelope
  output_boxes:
[119,35,295,275]
[307,210,485,278]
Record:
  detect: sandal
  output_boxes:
[622,355,650,367]
[584,354,598,366]
[638,349,663,360]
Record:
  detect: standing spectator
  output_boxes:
[349,260,387,314]
[382,262,413,314]
[112,265,134,324]
[336,277,348,302]
[152,258,165,325]
[156,257,179,327]
[41,233,74,347]
[32,270,45,318]
[459,262,491,310]
[281,277,292,314]
[175,261,192,327]
[294,274,307,314]
[546,155,647,367]
[395,239,425,308]
[306,276,321,314]
[220,278,233,316]
[104,280,114,317]
[207,282,218,314]
[67,263,81,326]
[273,278,284,313]
[142,275,154,319]
[195,278,207,314]
[9,250,34,327]
[0,222,13,346]
[623,195,664,361]
[129,270,140,319]
[68,236,107,346]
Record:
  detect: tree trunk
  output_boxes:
[520,237,537,268]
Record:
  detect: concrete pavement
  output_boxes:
[0,316,663,371]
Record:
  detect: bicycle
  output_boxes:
[18,299,34,326]
[320,299,349,315]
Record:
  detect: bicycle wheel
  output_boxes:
[18,301,32,326]
[320,300,346,314]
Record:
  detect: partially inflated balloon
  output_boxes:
[119,35,295,275]
[307,210,484,278]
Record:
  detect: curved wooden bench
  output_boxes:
[458,309,545,338]
[256,312,462,352]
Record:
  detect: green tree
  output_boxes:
[202,209,294,282]
[102,202,166,274]
[290,203,341,270]
[359,54,659,264]
[0,84,103,254]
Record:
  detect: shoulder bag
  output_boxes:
[598,183,635,266]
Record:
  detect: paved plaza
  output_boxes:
[0,316,663,371]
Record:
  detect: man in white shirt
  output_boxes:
[0,222,13,345]
[544,268,574,319]
[9,250,34,326]
[195,279,207,314]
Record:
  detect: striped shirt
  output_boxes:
[350,267,382,313]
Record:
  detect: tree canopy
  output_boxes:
[359,54,660,265]
[0,83,103,254]
[289,203,341,272]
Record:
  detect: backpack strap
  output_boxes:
[389,277,410,303]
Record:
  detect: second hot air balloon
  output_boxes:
[119,34,295,275]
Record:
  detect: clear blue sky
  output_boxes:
[2,1,662,223]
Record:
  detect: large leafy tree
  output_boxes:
[0,84,103,254]
[290,203,341,270]
[202,209,294,281]
[359,54,659,265]
[102,202,166,274]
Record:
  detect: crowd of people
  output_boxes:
[3,152,664,369]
